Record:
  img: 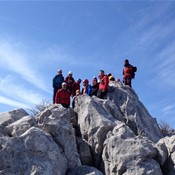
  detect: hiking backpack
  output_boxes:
[132,66,137,79]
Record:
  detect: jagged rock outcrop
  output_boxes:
[73,94,124,167]
[6,115,37,137]
[158,136,175,175]
[0,127,68,175]
[36,104,81,171]
[0,108,28,127]
[0,82,173,175]
[102,123,163,175]
[107,82,162,142]
[0,108,28,137]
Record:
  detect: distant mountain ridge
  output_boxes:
[0,81,174,175]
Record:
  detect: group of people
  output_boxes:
[53,59,136,108]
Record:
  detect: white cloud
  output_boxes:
[0,75,45,105]
[152,43,175,87]
[162,104,175,118]
[0,40,49,92]
[0,95,29,109]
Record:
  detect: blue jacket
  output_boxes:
[53,74,64,88]
[82,85,92,96]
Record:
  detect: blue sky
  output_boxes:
[0,1,175,128]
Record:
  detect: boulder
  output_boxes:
[0,108,29,126]
[0,127,67,175]
[154,140,168,166]
[158,136,175,174]
[107,81,163,142]
[36,104,81,171]
[102,123,163,175]
[6,115,37,137]
[0,109,29,137]
[73,94,124,167]
[76,137,93,166]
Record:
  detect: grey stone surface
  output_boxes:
[102,124,163,175]
[0,83,172,175]
[68,165,103,175]
[0,108,28,126]
[36,104,81,171]
[73,94,123,167]
[76,137,93,166]
[107,81,163,142]
[0,127,67,175]
[159,136,175,175]
[6,115,37,137]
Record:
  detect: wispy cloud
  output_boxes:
[0,95,29,109]
[0,75,46,105]
[0,40,49,92]
[40,45,98,68]
[162,104,175,116]
[152,42,175,88]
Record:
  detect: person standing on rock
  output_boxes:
[123,59,136,87]
[55,82,70,108]
[75,78,81,92]
[91,76,99,96]
[108,73,115,81]
[52,69,64,104]
[82,79,92,96]
[65,71,76,97]
[97,70,109,99]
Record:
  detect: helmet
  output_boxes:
[93,76,97,82]
[108,73,112,77]
[83,79,89,84]
[58,69,62,73]
[68,71,73,75]
[62,82,67,86]
[109,76,115,81]
[77,78,81,83]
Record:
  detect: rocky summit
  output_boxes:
[0,81,174,175]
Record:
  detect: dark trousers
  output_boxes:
[61,104,69,108]
[123,77,132,87]
[97,89,107,99]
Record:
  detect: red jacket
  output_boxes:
[75,82,80,91]
[99,75,109,91]
[55,89,70,106]
[123,65,133,78]
[65,76,76,96]
[65,76,75,90]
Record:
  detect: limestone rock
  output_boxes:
[160,135,175,153]
[107,81,162,142]
[36,104,81,171]
[102,123,163,175]
[154,140,168,166]
[6,115,37,137]
[0,109,29,137]
[74,94,124,167]
[76,137,93,166]
[68,165,103,175]
[0,127,67,175]
[0,108,28,126]
[158,136,175,174]
[0,82,171,175]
